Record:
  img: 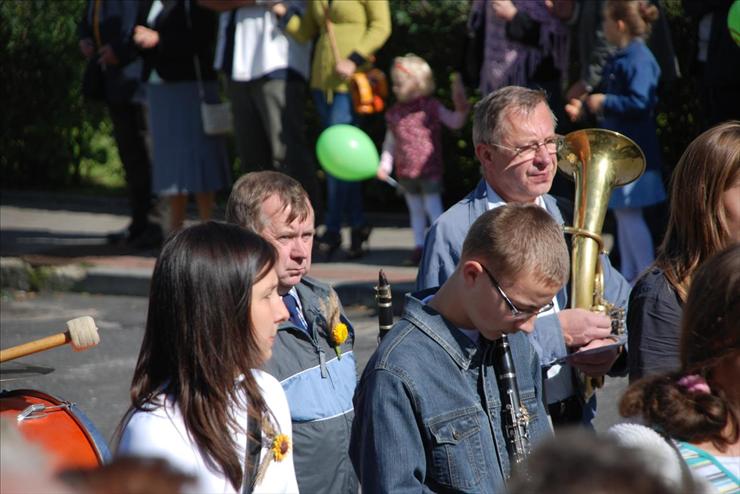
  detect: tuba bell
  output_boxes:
[557,129,645,400]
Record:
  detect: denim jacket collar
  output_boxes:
[402,289,482,371]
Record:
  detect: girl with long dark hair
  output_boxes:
[117,222,295,493]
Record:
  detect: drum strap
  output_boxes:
[242,412,262,494]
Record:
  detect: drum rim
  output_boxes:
[0,388,112,465]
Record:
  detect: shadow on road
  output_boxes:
[1,229,159,260]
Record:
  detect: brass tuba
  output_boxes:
[557,129,645,400]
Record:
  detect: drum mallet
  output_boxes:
[0,316,99,363]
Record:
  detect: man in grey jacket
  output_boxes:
[226,171,357,494]
[417,86,631,425]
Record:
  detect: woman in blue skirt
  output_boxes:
[134,0,230,233]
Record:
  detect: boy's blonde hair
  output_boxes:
[461,203,570,287]
[391,54,435,98]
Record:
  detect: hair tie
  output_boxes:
[393,62,411,75]
[677,374,711,394]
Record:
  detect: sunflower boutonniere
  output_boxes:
[255,416,291,487]
[321,289,349,359]
[331,322,348,358]
[271,434,291,461]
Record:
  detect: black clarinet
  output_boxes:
[492,334,530,477]
[375,270,394,340]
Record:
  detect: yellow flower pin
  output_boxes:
[271,434,290,462]
[331,322,348,358]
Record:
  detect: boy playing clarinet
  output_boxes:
[350,203,569,492]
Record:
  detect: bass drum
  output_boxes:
[0,389,111,472]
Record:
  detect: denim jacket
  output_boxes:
[350,290,552,493]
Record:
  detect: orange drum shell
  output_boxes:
[0,389,106,472]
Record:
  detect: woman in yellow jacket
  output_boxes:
[276,0,391,259]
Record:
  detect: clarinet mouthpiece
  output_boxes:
[376,269,393,340]
[379,269,389,287]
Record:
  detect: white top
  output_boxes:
[717,456,740,480]
[609,422,714,494]
[213,5,311,81]
[118,370,298,494]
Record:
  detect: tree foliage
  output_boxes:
[0,0,704,205]
[0,0,106,189]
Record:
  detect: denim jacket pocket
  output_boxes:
[428,409,485,491]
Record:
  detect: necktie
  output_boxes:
[283,294,306,330]
[222,10,237,78]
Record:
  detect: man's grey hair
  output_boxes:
[472,86,556,147]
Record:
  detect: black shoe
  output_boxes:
[127,224,163,250]
[106,230,129,245]
[347,225,372,260]
[109,223,163,250]
[317,230,342,259]
[107,224,137,245]
[107,221,149,246]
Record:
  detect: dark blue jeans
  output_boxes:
[312,90,366,233]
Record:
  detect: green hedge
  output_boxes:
[0,0,109,189]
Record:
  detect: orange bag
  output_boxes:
[323,5,387,115]
[350,68,388,115]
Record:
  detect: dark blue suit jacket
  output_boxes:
[78,0,147,104]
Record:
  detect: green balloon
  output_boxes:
[316,124,379,181]
[730,0,740,47]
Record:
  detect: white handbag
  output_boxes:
[200,100,233,136]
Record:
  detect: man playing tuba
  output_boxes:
[417,86,631,426]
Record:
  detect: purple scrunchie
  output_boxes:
[677,374,711,395]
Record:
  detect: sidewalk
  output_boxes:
[0,191,418,309]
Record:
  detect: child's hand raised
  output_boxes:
[133,26,159,49]
[585,93,606,114]
[491,0,518,22]
[450,72,469,112]
[565,98,584,122]
[271,2,287,18]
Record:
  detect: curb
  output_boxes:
[1,258,87,292]
[1,257,414,311]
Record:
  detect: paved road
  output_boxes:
[0,291,386,444]
[1,291,627,449]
